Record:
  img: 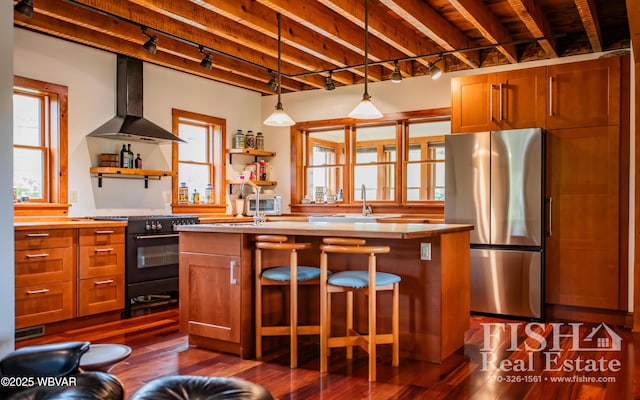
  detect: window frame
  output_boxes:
[171,109,226,214]
[13,76,68,216]
[291,108,450,215]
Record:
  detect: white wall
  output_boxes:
[1,2,15,356]
[14,28,262,216]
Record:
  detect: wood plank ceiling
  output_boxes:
[13,0,630,95]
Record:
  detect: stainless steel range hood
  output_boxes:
[88,55,185,143]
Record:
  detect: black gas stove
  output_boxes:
[92,215,199,317]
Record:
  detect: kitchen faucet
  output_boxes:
[361,184,372,216]
[241,180,264,225]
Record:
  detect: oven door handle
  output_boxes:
[135,234,180,240]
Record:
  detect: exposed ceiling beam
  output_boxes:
[448,0,518,64]
[507,0,558,58]
[378,0,480,68]
[574,0,603,52]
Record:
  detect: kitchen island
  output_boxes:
[178,221,473,363]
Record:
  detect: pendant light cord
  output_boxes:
[276,13,283,108]
[363,0,369,100]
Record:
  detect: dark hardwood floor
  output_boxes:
[17,307,640,399]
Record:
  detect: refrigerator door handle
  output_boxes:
[548,197,553,237]
[489,84,495,121]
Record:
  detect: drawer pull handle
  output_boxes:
[95,230,114,234]
[26,233,50,237]
[26,289,50,295]
[94,279,114,285]
[94,248,114,253]
[230,261,238,285]
[26,253,49,258]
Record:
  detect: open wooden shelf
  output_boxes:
[226,148,275,157]
[90,167,176,188]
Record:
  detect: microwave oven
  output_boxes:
[245,194,282,215]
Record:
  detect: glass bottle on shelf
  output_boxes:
[119,144,128,168]
[135,153,142,169]
[204,183,214,204]
[127,144,134,168]
[255,131,264,150]
[178,182,189,204]
[191,189,200,204]
[232,129,245,149]
[245,130,255,149]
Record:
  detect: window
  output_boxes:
[292,109,450,213]
[171,109,225,212]
[13,76,68,214]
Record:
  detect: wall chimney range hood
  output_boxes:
[88,55,185,143]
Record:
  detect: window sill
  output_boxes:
[14,203,71,216]
[172,204,228,214]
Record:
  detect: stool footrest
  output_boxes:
[260,325,320,336]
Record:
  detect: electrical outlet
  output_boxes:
[420,242,431,261]
[163,191,171,204]
[69,190,78,203]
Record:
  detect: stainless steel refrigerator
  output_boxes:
[445,128,543,319]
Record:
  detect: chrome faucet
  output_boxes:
[361,184,372,216]
[241,180,264,225]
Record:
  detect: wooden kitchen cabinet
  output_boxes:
[546,57,621,129]
[14,229,76,329]
[179,232,253,357]
[78,227,125,316]
[451,67,545,133]
[545,125,623,310]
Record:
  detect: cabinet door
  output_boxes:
[451,74,494,133]
[180,252,241,343]
[494,67,546,130]
[546,57,621,129]
[545,126,620,309]
[15,281,75,329]
[78,274,125,316]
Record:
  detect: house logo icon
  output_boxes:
[580,323,622,351]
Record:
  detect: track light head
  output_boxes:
[141,27,158,55]
[325,72,335,91]
[390,61,402,83]
[428,60,442,80]
[14,0,34,18]
[266,70,278,91]
[199,46,213,70]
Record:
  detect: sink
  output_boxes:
[308,214,397,223]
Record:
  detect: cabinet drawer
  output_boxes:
[78,274,124,316]
[79,227,125,246]
[15,247,75,287]
[179,232,241,255]
[79,244,125,279]
[15,281,75,329]
[15,229,75,250]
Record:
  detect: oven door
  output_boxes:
[127,233,179,284]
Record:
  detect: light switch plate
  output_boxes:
[69,190,78,203]
[163,191,171,204]
[420,242,431,261]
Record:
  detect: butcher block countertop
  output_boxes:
[178,220,472,239]
[14,217,127,230]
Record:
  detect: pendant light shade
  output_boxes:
[264,13,295,127]
[348,0,382,119]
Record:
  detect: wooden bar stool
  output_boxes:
[255,234,321,368]
[319,237,400,382]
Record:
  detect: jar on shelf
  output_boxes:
[232,129,245,149]
[245,130,255,149]
[191,189,200,204]
[178,182,189,204]
[255,131,264,150]
[204,183,214,204]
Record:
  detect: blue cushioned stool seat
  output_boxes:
[262,266,322,282]
[327,270,401,288]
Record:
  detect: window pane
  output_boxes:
[406,161,445,201]
[13,94,42,146]
[407,120,450,161]
[354,164,394,201]
[178,163,210,200]
[14,148,44,199]
[355,125,396,164]
[178,123,208,162]
[305,166,343,201]
[309,130,345,166]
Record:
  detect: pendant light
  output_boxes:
[264,13,295,127]
[348,0,382,119]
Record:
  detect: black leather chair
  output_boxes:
[0,341,125,400]
[130,375,273,400]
